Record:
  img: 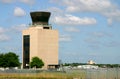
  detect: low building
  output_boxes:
[87,60,96,64]
[77,65,98,69]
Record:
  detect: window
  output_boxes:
[23,35,30,68]
[43,27,49,29]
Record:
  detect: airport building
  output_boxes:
[22,12,59,69]
[87,60,96,65]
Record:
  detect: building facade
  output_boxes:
[22,12,59,69]
[87,60,96,64]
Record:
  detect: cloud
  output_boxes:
[59,34,71,42]
[107,18,113,25]
[50,0,112,12]
[84,32,113,46]
[47,7,96,26]
[47,7,63,15]
[0,27,10,41]
[91,32,113,37]
[84,32,119,49]
[0,27,6,34]
[0,24,27,42]
[85,39,101,49]
[65,27,80,32]
[1,0,35,4]
[3,46,20,52]
[20,0,35,5]
[14,7,26,17]
[50,0,120,24]
[84,38,100,44]
[11,24,27,32]
[52,14,96,26]
[64,0,112,12]
[0,0,15,3]
[103,9,120,22]
[0,24,27,41]
[105,41,120,47]
[0,34,10,41]
[87,44,101,49]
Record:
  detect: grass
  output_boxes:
[1,68,119,79]
[0,71,86,79]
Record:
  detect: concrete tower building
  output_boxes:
[22,12,59,69]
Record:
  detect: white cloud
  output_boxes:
[0,24,27,41]
[84,31,113,48]
[84,31,119,49]
[0,34,10,41]
[65,0,112,12]
[103,9,120,22]
[65,27,80,32]
[50,0,112,12]
[0,27,6,34]
[1,0,35,4]
[84,38,102,49]
[47,7,63,15]
[51,0,120,23]
[0,24,27,42]
[107,18,113,25]
[14,7,26,17]
[59,34,71,42]
[1,0,15,3]
[11,24,27,32]
[103,9,120,17]
[49,0,60,4]
[0,27,10,41]
[105,41,120,47]
[84,38,100,44]
[53,14,96,26]
[91,32,112,37]
[20,0,35,5]
[47,7,96,26]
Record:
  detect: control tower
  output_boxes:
[30,12,52,29]
[30,12,50,25]
[22,12,59,69]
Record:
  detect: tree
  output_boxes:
[0,54,4,67]
[5,52,20,67]
[30,57,44,68]
[0,52,20,68]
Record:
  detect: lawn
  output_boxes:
[0,68,119,79]
[0,71,86,79]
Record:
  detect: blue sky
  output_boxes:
[0,0,120,64]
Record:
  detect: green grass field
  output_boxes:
[0,71,86,79]
[0,68,119,79]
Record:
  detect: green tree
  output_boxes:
[5,52,20,67]
[30,57,44,68]
[0,54,4,67]
[0,52,20,68]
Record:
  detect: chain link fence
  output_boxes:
[86,68,120,79]
[0,68,120,79]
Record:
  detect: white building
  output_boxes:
[87,60,96,64]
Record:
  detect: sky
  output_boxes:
[0,0,120,64]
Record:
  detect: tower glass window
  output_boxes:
[23,35,30,68]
